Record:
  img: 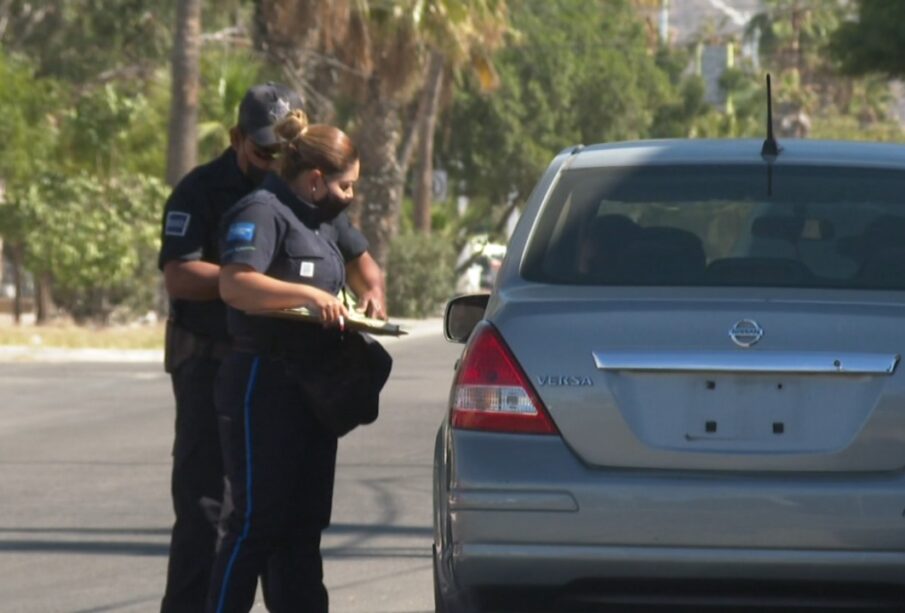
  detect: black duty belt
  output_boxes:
[232,328,342,361]
[165,320,231,372]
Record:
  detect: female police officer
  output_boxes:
[207,109,367,613]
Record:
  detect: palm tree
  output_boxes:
[411,49,446,233]
[166,0,203,186]
[257,0,509,265]
[410,1,505,234]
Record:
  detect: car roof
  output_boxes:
[566,138,905,171]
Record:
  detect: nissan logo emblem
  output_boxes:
[729,319,763,347]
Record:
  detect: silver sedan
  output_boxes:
[434,137,905,611]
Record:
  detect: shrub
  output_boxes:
[6,172,167,323]
[386,232,456,318]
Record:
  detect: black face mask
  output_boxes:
[315,192,351,220]
[244,162,269,186]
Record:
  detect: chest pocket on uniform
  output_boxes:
[285,237,325,278]
[283,233,344,294]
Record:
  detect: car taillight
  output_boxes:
[451,322,558,435]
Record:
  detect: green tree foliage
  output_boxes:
[0,52,58,189]
[0,51,59,257]
[197,48,280,160]
[3,173,168,322]
[54,83,169,178]
[831,0,905,79]
[649,47,715,137]
[386,231,456,318]
[709,0,903,142]
[0,1,272,322]
[747,0,846,123]
[440,0,673,236]
[0,0,173,82]
[0,51,169,322]
[2,0,903,323]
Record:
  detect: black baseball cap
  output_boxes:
[237,82,305,146]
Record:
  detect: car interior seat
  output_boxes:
[581,214,643,282]
[614,226,706,285]
[706,215,814,286]
[853,215,905,289]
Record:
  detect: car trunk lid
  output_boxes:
[495,288,905,472]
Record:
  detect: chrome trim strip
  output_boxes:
[592,351,900,375]
[449,489,578,513]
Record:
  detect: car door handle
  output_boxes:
[592,350,900,375]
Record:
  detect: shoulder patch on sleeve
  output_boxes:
[165,211,191,237]
[227,222,256,243]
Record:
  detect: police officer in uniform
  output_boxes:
[158,84,384,613]
[207,110,376,613]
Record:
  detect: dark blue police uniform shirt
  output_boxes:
[158,148,253,341]
[158,151,366,342]
[218,173,368,343]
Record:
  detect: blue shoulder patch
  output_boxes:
[164,211,191,237]
[227,222,256,243]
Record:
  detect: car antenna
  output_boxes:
[761,73,781,196]
[761,73,781,157]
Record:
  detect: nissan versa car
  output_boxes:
[434,136,905,611]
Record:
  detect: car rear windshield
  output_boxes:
[521,164,905,289]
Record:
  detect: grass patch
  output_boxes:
[0,322,165,349]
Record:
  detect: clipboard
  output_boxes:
[255,305,407,337]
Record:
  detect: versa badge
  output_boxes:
[536,375,593,387]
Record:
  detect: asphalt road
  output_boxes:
[0,328,462,613]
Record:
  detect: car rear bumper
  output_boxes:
[438,430,905,597]
[445,430,905,549]
[436,540,905,610]
[451,542,905,587]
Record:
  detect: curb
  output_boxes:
[0,318,444,363]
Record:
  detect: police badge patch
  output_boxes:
[165,211,191,237]
[227,222,256,243]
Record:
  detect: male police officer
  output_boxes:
[157,83,385,613]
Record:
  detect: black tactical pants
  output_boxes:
[207,351,338,613]
[161,353,224,613]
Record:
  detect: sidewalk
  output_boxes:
[0,318,444,363]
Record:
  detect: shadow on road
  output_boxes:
[0,539,168,556]
[0,522,432,559]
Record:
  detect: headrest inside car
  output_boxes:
[615,226,706,284]
[837,215,905,262]
[588,214,642,243]
[751,216,805,242]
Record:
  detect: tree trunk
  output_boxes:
[34,273,53,325]
[0,183,4,322]
[10,243,23,325]
[412,50,445,235]
[355,77,404,269]
[166,0,202,186]
[397,102,422,182]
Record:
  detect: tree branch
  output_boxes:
[0,0,13,41]
[0,3,51,47]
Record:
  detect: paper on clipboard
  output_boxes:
[255,306,407,337]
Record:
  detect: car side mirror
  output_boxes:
[444,294,490,343]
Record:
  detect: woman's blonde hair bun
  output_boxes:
[274,109,310,142]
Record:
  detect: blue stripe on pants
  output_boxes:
[215,356,260,613]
